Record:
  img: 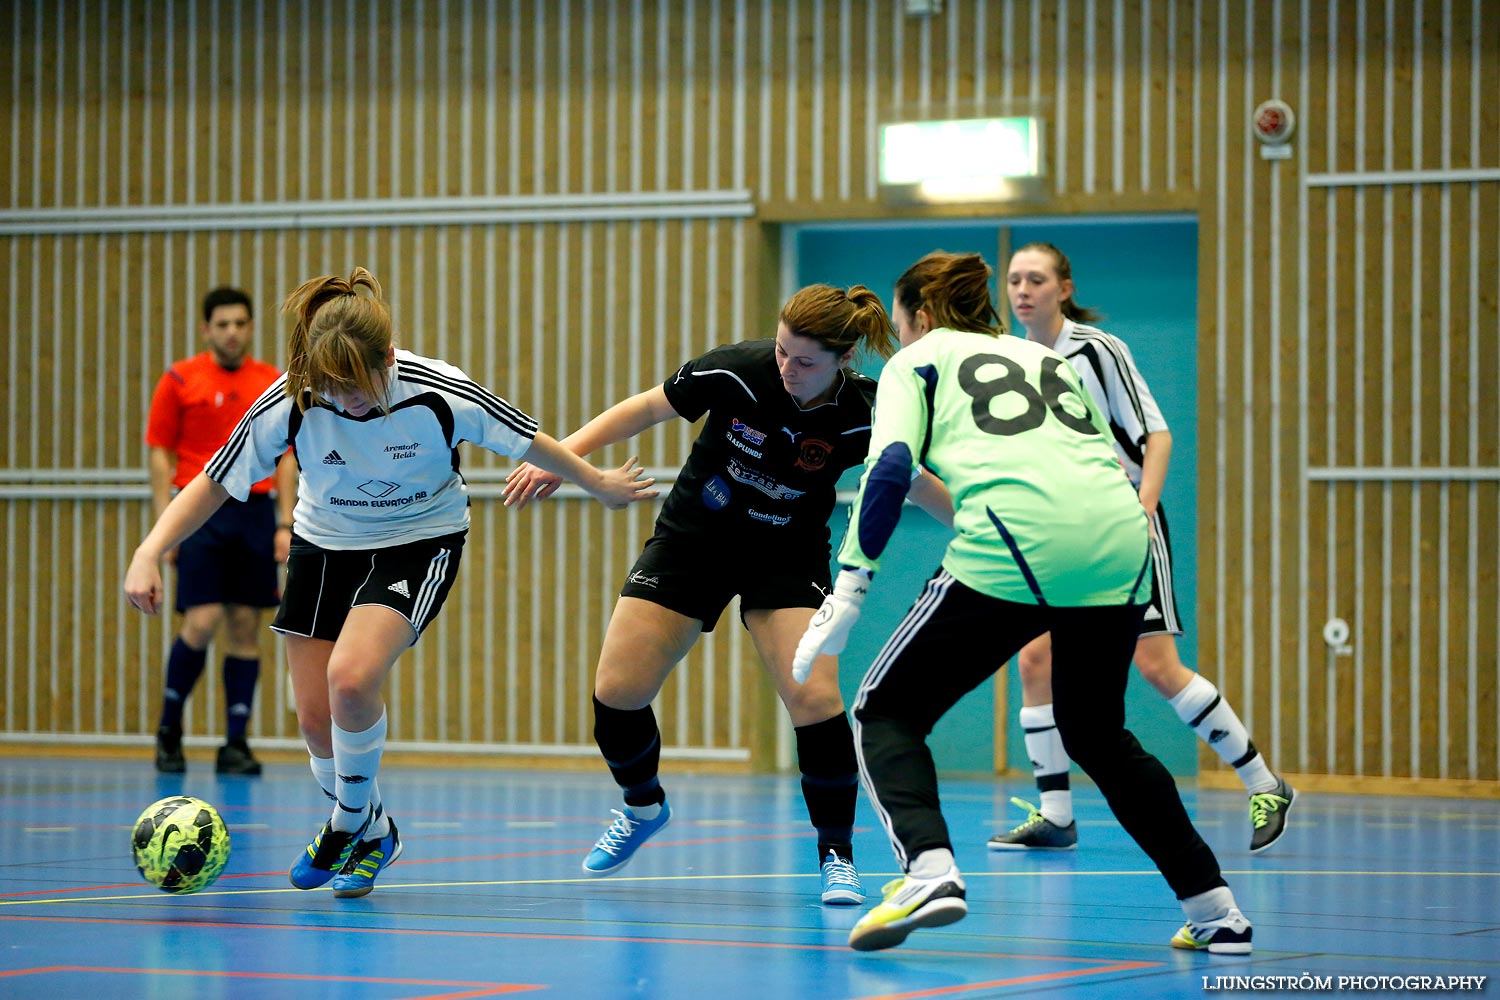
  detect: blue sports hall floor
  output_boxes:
[0,752,1495,999]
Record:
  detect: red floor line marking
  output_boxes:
[852,962,1161,1000]
[1,806,873,837]
[0,965,541,995]
[0,867,321,898]
[0,858,579,898]
[0,913,1163,967]
[0,830,813,898]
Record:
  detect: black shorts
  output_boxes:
[619,532,831,631]
[272,531,466,645]
[1141,504,1182,637]
[174,493,279,613]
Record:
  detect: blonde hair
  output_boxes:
[779,284,897,361]
[894,251,1005,336]
[281,267,394,413]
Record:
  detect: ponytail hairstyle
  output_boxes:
[893,251,1005,336]
[1012,241,1103,324]
[281,267,394,413]
[779,283,897,362]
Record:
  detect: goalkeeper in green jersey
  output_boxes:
[792,250,1255,956]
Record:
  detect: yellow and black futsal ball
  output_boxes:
[131,795,231,894]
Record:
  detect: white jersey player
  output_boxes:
[992,242,1296,857]
[125,268,656,897]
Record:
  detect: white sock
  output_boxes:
[907,848,955,879]
[1039,790,1074,828]
[365,805,391,840]
[1020,704,1074,826]
[312,751,388,836]
[628,801,661,821]
[1169,675,1278,794]
[309,753,337,799]
[1181,885,1238,923]
[330,710,387,833]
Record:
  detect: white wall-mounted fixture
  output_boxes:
[879,116,1045,205]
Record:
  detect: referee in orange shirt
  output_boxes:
[146,287,296,774]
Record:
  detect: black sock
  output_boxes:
[593,695,666,808]
[222,656,259,742]
[158,638,207,731]
[796,713,859,864]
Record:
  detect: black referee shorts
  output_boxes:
[272,530,466,645]
[173,493,279,613]
[620,531,832,631]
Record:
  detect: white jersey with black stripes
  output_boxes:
[1048,319,1168,489]
[205,350,538,550]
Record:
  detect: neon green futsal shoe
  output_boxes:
[847,868,967,952]
[1248,778,1297,852]
[987,797,1077,850]
[1171,907,1253,954]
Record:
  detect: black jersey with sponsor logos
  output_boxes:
[657,339,877,553]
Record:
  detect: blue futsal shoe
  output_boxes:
[582,801,672,875]
[820,849,865,905]
[288,810,370,890]
[332,818,403,898]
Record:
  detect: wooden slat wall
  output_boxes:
[2,0,1496,784]
[0,220,752,756]
[1200,0,1500,784]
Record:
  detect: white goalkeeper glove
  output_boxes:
[792,568,872,683]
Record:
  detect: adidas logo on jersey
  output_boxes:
[388,580,411,598]
[1143,605,1163,620]
[323,450,347,465]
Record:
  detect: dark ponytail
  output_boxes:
[894,251,1004,336]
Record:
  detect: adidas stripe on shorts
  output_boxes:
[1140,503,1181,637]
[272,530,467,644]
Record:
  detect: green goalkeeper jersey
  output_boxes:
[838,328,1152,606]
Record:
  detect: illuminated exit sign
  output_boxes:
[879,116,1045,203]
